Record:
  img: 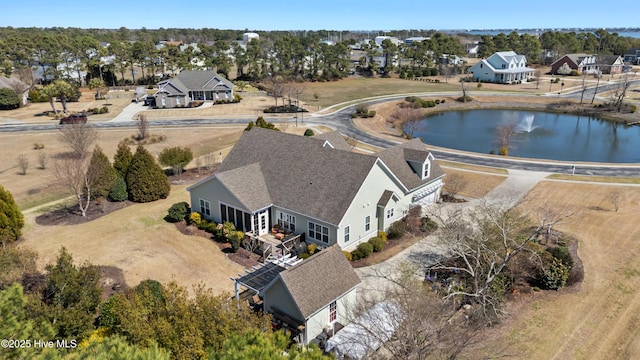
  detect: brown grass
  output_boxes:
[441,168,507,199]
[21,185,244,295]
[480,181,640,359]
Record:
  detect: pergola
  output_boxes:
[232,253,302,302]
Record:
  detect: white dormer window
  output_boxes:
[422,153,435,179]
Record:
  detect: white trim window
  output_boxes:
[386,208,394,219]
[365,215,371,232]
[344,226,350,242]
[199,199,211,216]
[308,221,329,244]
[329,301,337,323]
[277,211,296,231]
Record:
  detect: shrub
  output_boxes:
[631,105,637,113]
[299,252,311,259]
[33,143,45,150]
[343,251,352,261]
[547,246,573,269]
[303,129,315,136]
[542,257,569,290]
[355,242,373,259]
[477,83,483,88]
[0,185,24,243]
[0,88,20,110]
[28,88,48,103]
[100,106,109,114]
[498,146,509,156]
[307,243,317,255]
[166,202,189,223]
[368,237,385,252]
[108,176,128,202]
[441,99,445,103]
[158,146,193,176]
[377,231,387,243]
[189,212,202,226]
[420,216,438,232]
[228,231,244,252]
[387,221,406,239]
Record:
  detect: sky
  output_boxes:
[2,0,638,31]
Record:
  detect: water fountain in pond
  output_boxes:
[517,114,538,133]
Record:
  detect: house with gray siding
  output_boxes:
[260,245,360,344]
[153,70,233,108]
[467,51,534,84]
[187,128,444,252]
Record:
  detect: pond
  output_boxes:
[408,109,640,163]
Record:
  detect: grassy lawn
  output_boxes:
[21,184,244,296]
[437,160,509,175]
[548,173,640,184]
[481,181,640,359]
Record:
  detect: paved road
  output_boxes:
[2,88,639,176]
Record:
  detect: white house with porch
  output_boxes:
[468,51,534,84]
[186,128,445,253]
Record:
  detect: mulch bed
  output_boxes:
[173,220,261,269]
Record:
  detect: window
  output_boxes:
[220,204,227,222]
[199,199,211,216]
[386,208,394,219]
[277,212,296,231]
[423,161,430,179]
[329,301,337,323]
[344,226,350,242]
[308,221,329,243]
[365,216,370,232]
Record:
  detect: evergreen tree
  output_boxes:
[36,247,102,340]
[108,176,128,202]
[87,145,118,199]
[126,145,170,203]
[0,284,57,359]
[113,142,133,179]
[0,184,25,244]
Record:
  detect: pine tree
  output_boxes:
[0,184,25,244]
[87,145,118,199]
[126,145,170,203]
[113,142,133,179]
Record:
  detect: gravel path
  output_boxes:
[355,169,550,300]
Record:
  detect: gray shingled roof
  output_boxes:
[215,163,272,210]
[376,139,445,191]
[216,128,378,225]
[596,55,621,66]
[277,245,360,319]
[312,131,352,151]
[157,70,233,95]
[377,190,395,207]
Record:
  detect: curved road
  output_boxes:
[2,86,640,177]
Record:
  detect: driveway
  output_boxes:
[355,169,550,300]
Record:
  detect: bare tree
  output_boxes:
[534,68,543,90]
[591,71,601,104]
[56,123,98,159]
[495,122,517,155]
[345,262,492,360]
[53,157,94,217]
[389,106,424,138]
[194,156,203,174]
[242,236,260,257]
[579,71,588,104]
[531,203,582,244]
[265,77,286,108]
[608,188,622,212]
[443,173,468,199]
[16,154,29,175]
[13,66,37,90]
[426,202,561,318]
[137,114,149,141]
[204,153,215,170]
[609,74,631,112]
[459,78,470,102]
[37,150,48,170]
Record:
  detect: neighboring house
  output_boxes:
[596,55,624,74]
[467,51,535,84]
[624,48,640,65]
[254,245,361,345]
[187,128,444,252]
[153,70,234,108]
[550,53,598,75]
[0,76,29,106]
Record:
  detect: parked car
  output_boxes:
[143,96,156,107]
[59,113,87,125]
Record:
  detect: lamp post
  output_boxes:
[549,79,553,92]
